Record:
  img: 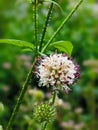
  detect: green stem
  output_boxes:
[51,91,56,105]
[41,0,83,53]
[39,2,54,52]
[34,0,38,52]
[41,122,47,130]
[6,58,37,130]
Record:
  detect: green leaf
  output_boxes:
[0,39,35,50]
[26,0,33,3]
[48,41,73,55]
[22,48,33,52]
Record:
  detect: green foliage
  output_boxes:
[0,39,35,51]
[0,0,98,130]
[48,41,73,55]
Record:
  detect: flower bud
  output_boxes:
[34,102,56,123]
[28,89,44,101]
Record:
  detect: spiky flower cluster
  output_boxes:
[35,53,80,94]
[34,102,55,123]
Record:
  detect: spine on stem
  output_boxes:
[34,0,38,53]
[39,2,54,52]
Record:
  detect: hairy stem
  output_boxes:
[6,58,37,130]
[34,0,38,52]
[39,2,54,52]
[41,0,83,53]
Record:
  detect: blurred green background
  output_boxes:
[0,0,98,130]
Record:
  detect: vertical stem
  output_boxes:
[34,0,38,52]
[39,2,54,52]
[51,91,57,105]
[6,58,37,130]
[41,0,84,53]
[88,83,96,130]
[41,122,48,130]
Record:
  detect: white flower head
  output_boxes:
[35,53,80,94]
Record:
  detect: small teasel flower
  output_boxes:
[34,102,56,123]
[35,53,80,94]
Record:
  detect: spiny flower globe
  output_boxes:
[35,53,80,94]
[34,102,55,123]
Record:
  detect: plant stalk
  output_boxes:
[51,91,56,105]
[39,2,54,52]
[34,0,38,52]
[41,122,48,130]
[41,0,83,53]
[6,58,37,130]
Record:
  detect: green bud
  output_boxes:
[34,102,56,123]
[34,90,44,101]
[0,102,4,114]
